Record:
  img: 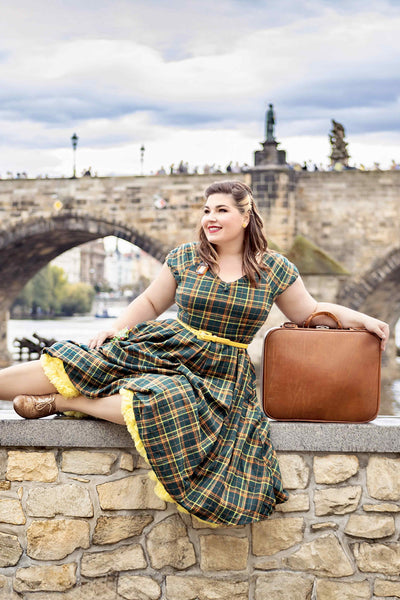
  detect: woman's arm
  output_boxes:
[88,262,177,349]
[275,277,390,350]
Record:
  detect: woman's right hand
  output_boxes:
[88,329,118,350]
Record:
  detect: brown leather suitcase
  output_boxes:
[261,311,382,423]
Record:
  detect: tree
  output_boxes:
[60,283,95,316]
[11,265,94,317]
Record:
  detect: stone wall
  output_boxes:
[0,418,400,599]
[295,170,400,276]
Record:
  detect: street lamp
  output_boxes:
[71,133,79,178]
[140,145,145,175]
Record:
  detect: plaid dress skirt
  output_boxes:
[42,243,299,526]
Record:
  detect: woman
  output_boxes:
[0,180,389,526]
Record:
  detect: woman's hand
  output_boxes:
[361,316,390,351]
[88,329,118,350]
[87,263,177,351]
[275,278,390,351]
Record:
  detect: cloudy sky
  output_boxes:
[1,0,399,177]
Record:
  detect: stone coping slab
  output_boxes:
[0,413,399,452]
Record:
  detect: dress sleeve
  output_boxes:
[166,243,197,284]
[264,252,299,299]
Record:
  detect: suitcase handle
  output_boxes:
[303,311,343,329]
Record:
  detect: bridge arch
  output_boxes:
[0,213,170,365]
[337,247,400,371]
[337,246,400,329]
[0,212,170,309]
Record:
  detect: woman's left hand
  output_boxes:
[362,316,390,351]
[275,277,390,351]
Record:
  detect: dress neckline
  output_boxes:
[214,273,246,285]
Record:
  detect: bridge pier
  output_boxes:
[250,167,297,251]
[0,309,12,367]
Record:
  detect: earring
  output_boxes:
[242,223,247,228]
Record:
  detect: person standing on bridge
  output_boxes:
[0,180,389,526]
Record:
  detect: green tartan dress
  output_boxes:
[42,242,299,526]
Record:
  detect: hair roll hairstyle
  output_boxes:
[198,180,269,287]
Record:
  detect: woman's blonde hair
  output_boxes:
[198,180,269,287]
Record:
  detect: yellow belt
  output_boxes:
[177,318,248,349]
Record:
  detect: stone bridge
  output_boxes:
[0,168,399,370]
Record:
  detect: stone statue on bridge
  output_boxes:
[329,120,350,167]
[254,103,286,166]
[266,104,276,142]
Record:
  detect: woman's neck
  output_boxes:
[214,241,244,259]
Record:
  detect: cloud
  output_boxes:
[0,0,399,174]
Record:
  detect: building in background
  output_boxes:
[52,246,81,283]
[80,239,106,288]
[52,239,106,288]
[104,240,162,294]
[52,237,162,294]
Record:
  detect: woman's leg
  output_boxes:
[1,360,125,425]
[55,393,125,425]
[0,360,57,400]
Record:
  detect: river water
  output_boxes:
[5,314,400,416]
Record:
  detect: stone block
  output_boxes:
[26,483,93,517]
[61,450,118,474]
[93,514,153,545]
[278,454,309,489]
[137,455,150,469]
[353,542,400,575]
[13,563,76,592]
[22,577,117,599]
[374,579,400,597]
[165,576,248,600]
[6,450,58,482]
[314,486,361,515]
[97,475,166,510]
[252,517,304,556]
[314,454,359,484]
[27,519,90,560]
[275,493,309,512]
[315,579,370,599]
[344,514,395,539]
[0,498,25,524]
[285,533,354,577]
[199,534,249,571]
[0,531,23,567]
[367,456,400,500]
[0,451,7,478]
[363,503,400,512]
[255,573,313,600]
[81,543,147,577]
[118,575,161,600]
[253,558,281,570]
[147,515,196,570]
[120,452,135,471]
[311,522,338,531]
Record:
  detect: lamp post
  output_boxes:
[140,145,145,175]
[71,133,79,178]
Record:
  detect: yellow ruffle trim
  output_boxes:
[120,388,218,527]
[40,354,87,419]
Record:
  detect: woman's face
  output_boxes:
[201,193,248,247]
